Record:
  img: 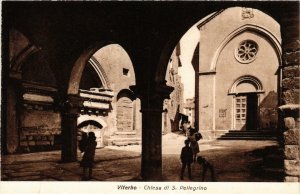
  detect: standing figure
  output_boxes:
[182,121,190,137]
[180,139,193,180]
[78,132,88,158]
[80,132,97,180]
[186,122,200,162]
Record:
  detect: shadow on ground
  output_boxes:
[2,137,282,182]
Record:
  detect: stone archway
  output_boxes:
[6,29,50,154]
[67,41,115,95]
[77,119,105,148]
[62,41,115,162]
[63,42,138,162]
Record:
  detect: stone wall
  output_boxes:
[163,46,184,134]
[19,127,61,152]
[280,6,300,182]
[281,113,300,182]
[19,109,61,152]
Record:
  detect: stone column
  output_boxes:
[279,107,300,182]
[5,78,20,153]
[279,5,300,182]
[61,94,83,162]
[131,82,173,181]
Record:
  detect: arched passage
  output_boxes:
[156,6,283,181]
[62,42,140,162]
[3,1,299,182]
[5,29,59,154]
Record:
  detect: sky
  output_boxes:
[177,24,200,100]
[177,12,216,101]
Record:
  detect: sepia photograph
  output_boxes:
[1,1,299,193]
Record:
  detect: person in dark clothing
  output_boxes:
[197,156,216,182]
[180,139,193,180]
[78,132,88,157]
[186,123,200,162]
[80,132,97,180]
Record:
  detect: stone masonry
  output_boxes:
[281,115,300,182]
[280,6,300,182]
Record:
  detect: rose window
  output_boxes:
[235,40,258,63]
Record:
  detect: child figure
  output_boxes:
[197,156,216,181]
[180,139,193,180]
[80,132,97,180]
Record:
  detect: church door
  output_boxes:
[246,94,258,130]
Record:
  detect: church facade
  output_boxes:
[196,7,281,138]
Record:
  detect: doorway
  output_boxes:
[246,93,258,130]
[234,93,258,130]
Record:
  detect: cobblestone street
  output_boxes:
[1,133,280,182]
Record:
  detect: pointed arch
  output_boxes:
[9,29,41,78]
[88,56,110,89]
[210,24,282,70]
[68,41,114,95]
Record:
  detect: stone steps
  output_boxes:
[218,136,277,140]
[111,139,141,146]
[220,134,275,137]
[218,130,278,140]
[108,132,141,146]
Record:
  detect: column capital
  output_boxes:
[60,94,84,115]
[130,81,174,101]
[130,81,174,112]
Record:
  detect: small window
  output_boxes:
[123,68,129,76]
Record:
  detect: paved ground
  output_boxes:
[1,133,280,182]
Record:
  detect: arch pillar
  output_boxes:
[279,6,300,182]
[60,94,84,162]
[5,77,21,154]
[131,82,173,181]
